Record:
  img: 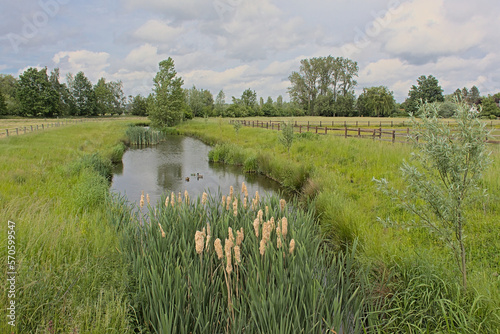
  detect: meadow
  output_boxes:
[1,115,499,333]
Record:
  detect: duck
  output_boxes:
[196,173,203,179]
[185,177,190,182]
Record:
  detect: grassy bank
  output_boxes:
[176,118,500,333]
[0,120,136,333]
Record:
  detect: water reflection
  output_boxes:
[111,135,282,206]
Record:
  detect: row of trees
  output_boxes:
[0,68,125,117]
[2,55,499,121]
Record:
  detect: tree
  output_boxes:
[215,90,226,116]
[288,56,358,116]
[262,96,277,116]
[49,68,71,116]
[241,88,258,115]
[17,67,59,117]
[480,96,500,118]
[131,95,148,116]
[149,58,186,127]
[404,75,444,113]
[94,77,114,116]
[375,101,491,289]
[0,90,7,115]
[278,121,294,154]
[69,71,96,116]
[357,86,395,117]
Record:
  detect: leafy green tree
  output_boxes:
[404,75,444,113]
[94,78,114,115]
[215,89,226,116]
[262,96,277,116]
[69,71,96,116]
[17,67,59,117]
[376,101,491,289]
[357,86,395,117]
[149,58,186,127]
[201,89,214,117]
[480,96,500,118]
[131,94,148,116]
[0,90,7,115]
[288,56,358,116]
[241,88,259,115]
[0,74,19,115]
[278,121,294,154]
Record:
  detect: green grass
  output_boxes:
[176,117,500,333]
[0,121,136,333]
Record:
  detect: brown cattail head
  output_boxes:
[146,194,150,205]
[171,192,175,207]
[205,223,211,251]
[214,238,223,259]
[222,195,226,207]
[265,206,269,217]
[281,217,288,238]
[233,198,238,217]
[226,195,231,211]
[259,239,266,256]
[184,190,189,205]
[234,245,241,264]
[165,196,169,207]
[280,198,286,211]
[202,192,208,206]
[289,239,295,254]
[253,218,260,237]
[236,227,244,246]
[228,227,235,246]
[225,238,233,274]
[195,230,205,254]
[255,191,260,203]
[177,192,182,204]
[140,191,145,208]
[270,216,275,230]
[230,185,234,198]
[257,209,263,223]
[262,221,272,244]
[158,223,166,238]
[242,182,248,198]
[276,226,282,248]
[243,196,247,209]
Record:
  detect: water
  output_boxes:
[111,135,283,206]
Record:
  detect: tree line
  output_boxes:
[1,56,499,121]
[0,67,125,117]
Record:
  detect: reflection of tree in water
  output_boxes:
[157,163,183,190]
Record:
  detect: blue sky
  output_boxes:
[1,0,499,102]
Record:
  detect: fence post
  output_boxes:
[368,121,370,127]
[344,127,347,138]
[266,122,269,129]
[299,125,302,133]
[295,120,297,127]
[272,123,274,130]
[392,130,396,143]
[315,126,318,134]
[379,127,382,139]
[5,129,8,137]
[358,128,361,137]
[42,124,44,130]
[332,121,334,126]
[31,125,33,132]
[307,123,309,132]
[16,128,19,135]
[320,121,322,127]
[325,127,327,135]
[372,129,375,140]
[278,123,280,131]
[379,121,382,127]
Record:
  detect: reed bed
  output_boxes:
[113,186,366,333]
[126,126,164,146]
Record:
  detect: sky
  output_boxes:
[1,0,499,103]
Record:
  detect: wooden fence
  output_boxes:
[230,120,500,144]
[0,119,91,139]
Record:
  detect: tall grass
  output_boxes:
[115,188,365,333]
[0,122,133,333]
[125,126,164,146]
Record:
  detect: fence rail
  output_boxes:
[0,119,92,139]
[230,120,500,144]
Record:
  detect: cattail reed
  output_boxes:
[262,221,272,244]
[289,239,295,254]
[281,217,288,238]
[205,222,211,251]
[280,198,286,211]
[253,218,260,237]
[234,245,241,264]
[146,194,150,205]
[140,191,145,208]
[165,196,169,207]
[259,239,266,256]
[195,230,205,255]
[229,185,234,198]
[158,223,166,238]
[184,190,189,205]
[243,196,247,209]
[241,182,248,198]
[226,195,231,211]
[236,228,244,246]
[225,238,233,275]
[270,216,275,230]
[276,226,282,248]
[177,192,182,204]
[214,238,223,259]
[228,227,234,246]
[233,198,238,217]
[222,195,226,207]
[170,192,175,207]
[265,206,269,217]
[257,209,263,223]
[202,192,208,205]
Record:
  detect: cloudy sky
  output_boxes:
[1,0,499,102]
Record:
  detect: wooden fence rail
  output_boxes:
[230,120,500,144]
[0,119,90,139]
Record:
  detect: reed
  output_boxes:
[117,185,365,333]
[125,125,164,146]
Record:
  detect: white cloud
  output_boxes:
[124,43,165,68]
[133,19,185,43]
[52,50,110,81]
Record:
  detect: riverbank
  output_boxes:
[0,121,133,333]
[176,117,500,333]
